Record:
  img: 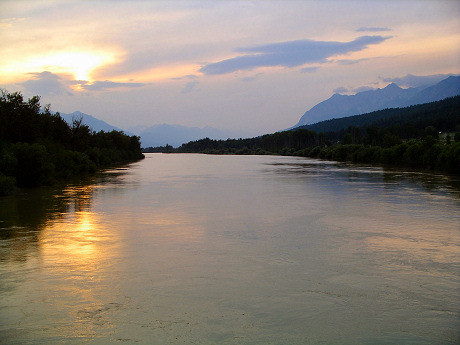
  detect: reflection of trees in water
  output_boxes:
[64,185,94,213]
[381,169,460,198]
[0,183,94,237]
[0,166,133,237]
[267,160,460,198]
[0,167,131,262]
[344,165,460,196]
[0,181,95,262]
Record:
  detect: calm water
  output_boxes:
[0,153,459,344]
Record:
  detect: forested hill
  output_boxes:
[0,91,144,195]
[176,96,459,174]
[293,75,460,127]
[300,96,460,135]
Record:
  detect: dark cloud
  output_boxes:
[171,74,199,81]
[337,58,370,65]
[78,80,149,91]
[199,35,391,75]
[356,27,391,32]
[300,66,320,73]
[18,71,149,95]
[333,87,349,94]
[241,73,263,82]
[337,54,403,66]
[181,80,200,93]
[381,73,459,88]
[20,71,73,96]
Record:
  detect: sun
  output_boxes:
[35,51,116,81]
[1,50,117,83]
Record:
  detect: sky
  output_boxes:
[1,0,459,136]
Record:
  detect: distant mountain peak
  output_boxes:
[383,82,401,90]
[59,110,127,134]
[293,75,459,127]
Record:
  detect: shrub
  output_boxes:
[13,143,55,187]
[0,174,16,196]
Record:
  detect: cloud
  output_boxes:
[337,54,404,66]
[18,71,150,95]
[300,66,320,73]
[0,17,25,28]
[20,71,73,96]
[353,86,375,93]
[199,35,391,75]
[356,27,391,32]
[381,73,459,88]
[333,85,375,95]
[181,80,200,93]
[333,87,349,94]
[337,58,370,65]
[78,80,148,91]
[241,73,263,82]
[171,74,199,81]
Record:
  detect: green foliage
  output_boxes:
[173,96,460,174]
[454,132,460,142]
[301,96,460,136]
[0,174,16,196]
[12,142,55,187]
[0,90,144,194]
[0,149,17,176]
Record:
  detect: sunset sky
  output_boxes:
[1,0,459,135]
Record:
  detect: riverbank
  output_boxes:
[176,140,459,175]
[0,91,144,195]
[167,97,460,175]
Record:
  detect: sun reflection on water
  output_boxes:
[40,210,119,274]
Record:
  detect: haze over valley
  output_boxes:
[58,75,459,147]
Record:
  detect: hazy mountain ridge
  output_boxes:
[57,76,459,148]
[57,112,234,148]
[294,76,460,127]
[299,95,460,134]
[403,76,460,106]
[133,124,234,148]
[59,111,128,134]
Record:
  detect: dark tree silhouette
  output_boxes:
[0,90,144,194]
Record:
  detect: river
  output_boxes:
[0,153,459,344]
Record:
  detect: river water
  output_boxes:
[0,153,459,344]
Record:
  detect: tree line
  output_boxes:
[174,96,460,174]
[0,90,144,195]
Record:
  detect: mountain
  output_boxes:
[59,111,127,133]
[300,95,460,134]
[294,76,460,127]
[404,76,460,105]
[57,111,237,148]
[133,124,235,148]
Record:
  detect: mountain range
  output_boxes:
[294,75,460,127]
[58,111,234,148]
[58,75,459,148]
[59,111,128,134]
[130,124,234,148]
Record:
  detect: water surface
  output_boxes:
[1,153,459,344]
